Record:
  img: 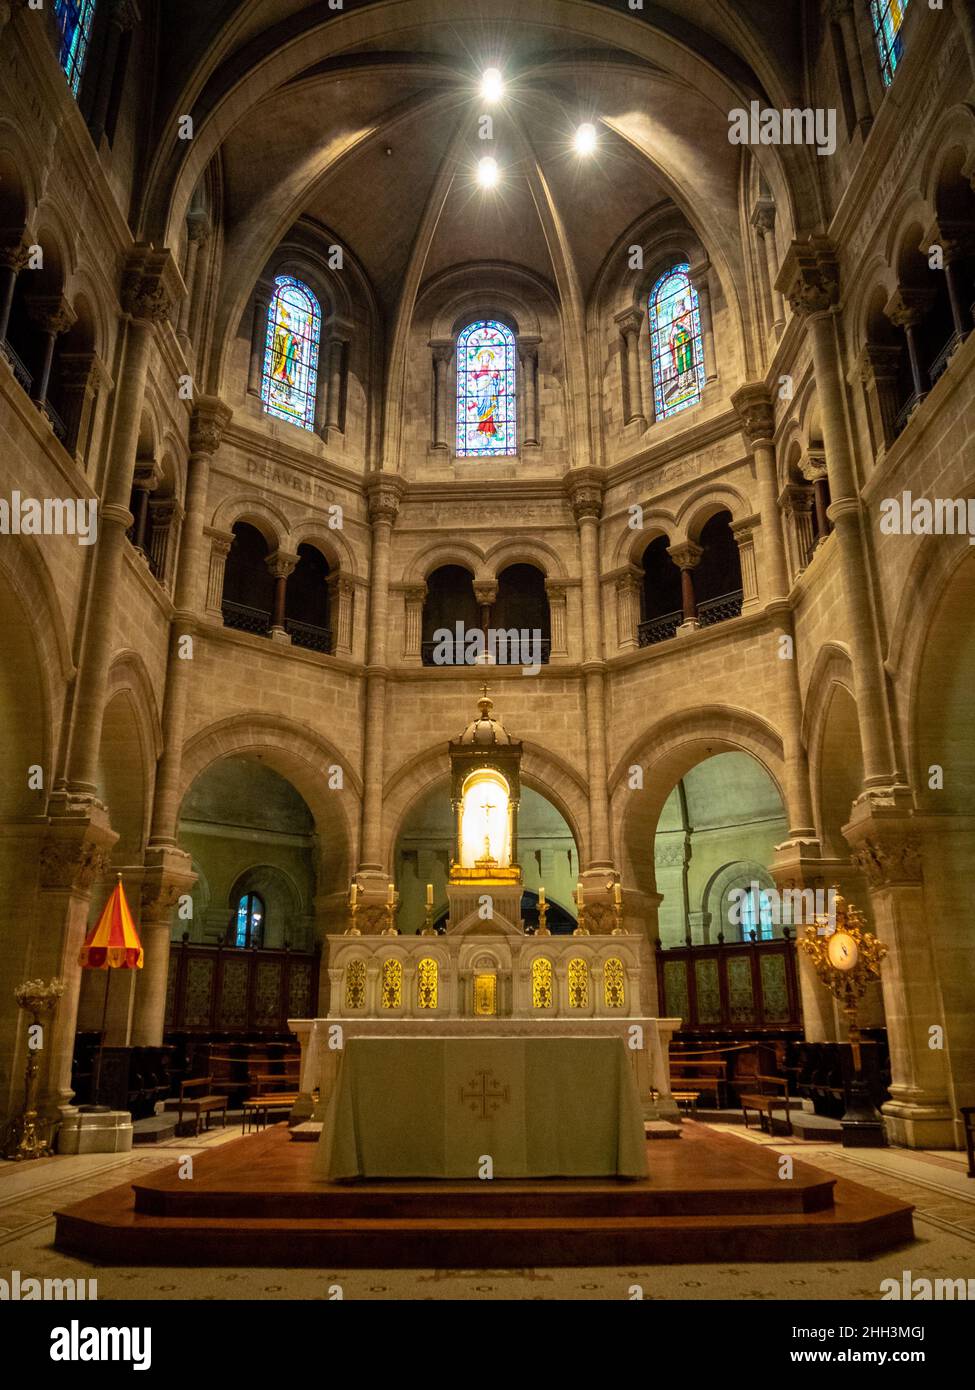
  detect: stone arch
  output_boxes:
[287,520,356,575]
[612,705,786,899]
[178,714,359,887]
[920,103,975,208]
[614,508,679,569]
[210,494,292,548]
[702,858,776,940]
[425,265,548,342]
[403,539,487,584]
[0,119,40,226]
[484,537,567,580]
[676,485,749,542]
[848,255,899,355]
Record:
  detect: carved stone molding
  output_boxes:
[121,246,181,326]
[365,475,406,525]
[884,286,936,330]
[667,542,703,571]
[849,835,923,888]
[565,468,605,523]
[39,837,113,893]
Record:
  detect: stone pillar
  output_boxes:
[951,0,975,81]
[829,0,873,136]
[324,322,351,435]
[518,335,541,445]
[27,295,76,408]
[328,573,355,655]
[358,477,405,884]
[401,583,426,662]
[751,200,785,339]
[667,542,702,632]
[0,236,29,344]
[614,309,646,426]
[854,344,902,457]
[614,567,642,649]
[688,258,718,379]
[130,460,160,553]
[777,238,900,791]
[780,484,816,579]
[730,519,759,611]
[56,350,99,459]
[544,579,568,656]
[800,449,832,542]
[63,247,182,795]
[566,469,613,872]
[177,210,210,350]
[430,339,453,449]
[884,287,935,402]
[924,219,975,341]
[88,0,139,144]
[149,497,182,592]
[247,282,273,396]
[267,550,298,641]
[844,804,955,1148]
[473,579,497,635]
[204,530,233,619]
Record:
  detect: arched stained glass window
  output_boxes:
[532,958,553,1010]
[261,276,322,432]
[344,959,366,1010]
[55,0,97,97]
[234,892,264,949]
[871,0,910,87]
[456,319,517,456]
[648,265,705,421]
[381,958,402,1009]
[604,958,625,1009]
[740,887,775,941]
[417,957,438,1010]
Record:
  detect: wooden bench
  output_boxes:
[242,1092,299,1134]
[166,1076,228,1136]
[672,1090,700,1117]
[741,1074,802,1136]
[670,1059,728,1108]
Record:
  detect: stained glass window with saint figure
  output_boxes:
[648,265,705,421]
[55,0,97,97]
[234,892,264,949]
[261,276,322,432]
[456,319,517,456]
[871,0,910,87]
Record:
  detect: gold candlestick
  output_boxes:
[421,905,437,936]
[3,979,64,1161]
[381,892,401,935]
[536,898,551,936]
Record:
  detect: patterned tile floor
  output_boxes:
[0,1122,972,1300]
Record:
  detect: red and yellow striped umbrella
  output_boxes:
[79,876,144,970]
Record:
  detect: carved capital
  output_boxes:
[615,568,642,595]
[401,583,427,605]
[776,237,840,318]
[884,286,936,330]
[798,448,828,483]
[750,197,776,238]
[266,549,299,581]
[0,235,31,273]
[189,397,233,456]
[565,467,605,523]
[430,338,454,366]
[121,246,182,326]
[517,333,541,365]
[472,580,498,606]
[140,846,196,924]
[28,295,76,337]
[849,835,923,888]
[855,343,903,385]
[544,578,568,601]
[731,383,775,445]
[186,209,211,246]
[667,542,703,571]
[614,308,643,340]
[365,475,406,525]
[39,803,118,892]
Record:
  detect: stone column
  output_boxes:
[27,295,76,409]
[247,282,273,396]
[925,219,975,341]
[267,550,298,642]
[844,805,955,1148]
[800,449,831,542]
[324,322,351,435]
[327,573,355,655]
[614,567,642,649]
[614,309,646,425]
[667,542,702,633]
[148,497,181,592]
[63,247,182,796]
[733,383,818,843]
[88,0,139,144]
[56,350,99,460]
[777,239,900,791]
[751,200,785,339]
[780,484,816,579]
[829,0,873,136]
[401,583,426,662]
[884,287,935,402]
[566,469,613,872]
[951,0,975,81]
[544,579,568,656]
[204,530,233,619]
[0,236,29,344]
[518,335,541,446]
[730,519,759,611]
[177,210,210,350]
[130,460,160,554]
[688,258,718,379]
[358,477,405,884]
[473,579,497,635]
[854,344,902,457]
[429,339,453,449]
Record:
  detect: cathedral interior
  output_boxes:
[0,0,974,1315]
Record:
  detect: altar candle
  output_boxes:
[387,882,395,906]
[538,886,545,907]
[613,882,622,907]
[426,883,434,908]
[349,882,358,907]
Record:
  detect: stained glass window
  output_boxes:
[740,888,775,941]
[456,319,517,456]
[648,265,705,421]
[417,957,438,1010]
[532,958,553,1010]
[871,0,910,87]
[381,958,402,1009]
[55,0,97,98]
[604,958,625,1009]
[344,959,366,1010]
[261,275,322,432]
[234,892,264,949]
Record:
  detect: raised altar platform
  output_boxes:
[53,1120,915,1267]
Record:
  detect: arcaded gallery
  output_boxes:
[0,0,973,1330]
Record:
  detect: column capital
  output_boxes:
[921,216,975,264]
[517,333,541,363]
[686,256,711,290]
[204,526,234,558]
[140,845,196,924]
[565,467,606,523]
[185,209,212,246]
[750,196,776,237]
[0,233,31,272]
[189,396,233,455]
[473,579,498,606]
[365,474,406,524]
[27,294,76,336]
[121,245,183,326]
[613,307,643,338]
[133,459,162,492]
[731,382,775,445]
[776,237,840,318]
[842,790,922,888]
[429,337,454,363]
[854,342,903,385]
[730,515,759,545]
[266,549,299,580]
[328,314,354,345]
[543,577,568,600]
[667,541,703,571]
[400,581,427,604]
[798,448,828,483]
[614,566,643,595]
[328,572,357,599]
[884,285,936,329]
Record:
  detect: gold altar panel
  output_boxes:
[532,957,553,1009]
[604,957,625,1009]
[473,973,497,1015]
[417,957,438,1010]
[569,958,590,1009]
[381,958,402,1009]
[345,959,366,1010]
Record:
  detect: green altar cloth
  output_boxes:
[313,1036,649,1180]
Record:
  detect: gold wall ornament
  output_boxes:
[344,959,366,1010]
[798,889,888,1070]
[417,957,438,1010]
[473,972,497,1016]
[380,958,402,1009]
[532,957,553,1009]
[604,957,625,1009]
[3,978,65,1161]
[568,957,590,1009]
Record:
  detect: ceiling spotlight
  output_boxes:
[481,67,504,103]
[477,156,499,188]
[575,122,598,155]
